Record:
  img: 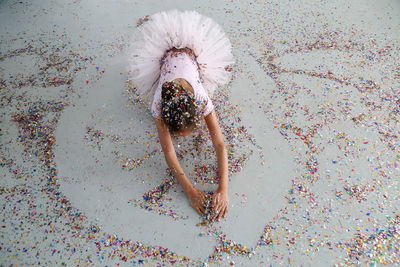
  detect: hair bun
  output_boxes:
[161,82,179,101]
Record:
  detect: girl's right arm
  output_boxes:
[154,118,206,215]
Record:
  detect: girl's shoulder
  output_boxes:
[194,83,214,117]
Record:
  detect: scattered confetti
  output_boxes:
[1,1,399,266]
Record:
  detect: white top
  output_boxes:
[151,51,214,119]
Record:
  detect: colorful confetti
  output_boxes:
[1,0,399,266]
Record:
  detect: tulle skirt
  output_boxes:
[128,10,234,105]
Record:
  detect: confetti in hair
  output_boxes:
[161,81,199,133]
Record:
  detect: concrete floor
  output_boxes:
[1,0,399,265]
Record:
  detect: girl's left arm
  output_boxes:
[205,110,229,221]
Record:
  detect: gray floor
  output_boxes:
[1,0,399,265]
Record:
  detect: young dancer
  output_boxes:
[129,10,233,221]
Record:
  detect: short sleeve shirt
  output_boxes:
[151,51,214,119]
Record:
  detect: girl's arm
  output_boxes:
[204,110,229,221]
[154,118,206,215]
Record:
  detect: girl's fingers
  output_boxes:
[215,203,228,221]
[220,205,227,220]
[216,210,221,221]
[212,202,222,221]
[217,208,224,221]
[208,193,229,221]
[222,206,228,218]
[196,206,203,216]
[217,201,224,212]
[211,207,218,220]
[212,196,217,207]
[199,203,205,214]
[212,196,220,209]
[223,205,228,218]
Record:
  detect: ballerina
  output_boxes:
[128,10,234,221]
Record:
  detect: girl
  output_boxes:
[129,10,233,221]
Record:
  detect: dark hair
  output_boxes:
[161,81,198,133]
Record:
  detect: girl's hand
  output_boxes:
[188,189,206,216]
[211,189,229,221]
